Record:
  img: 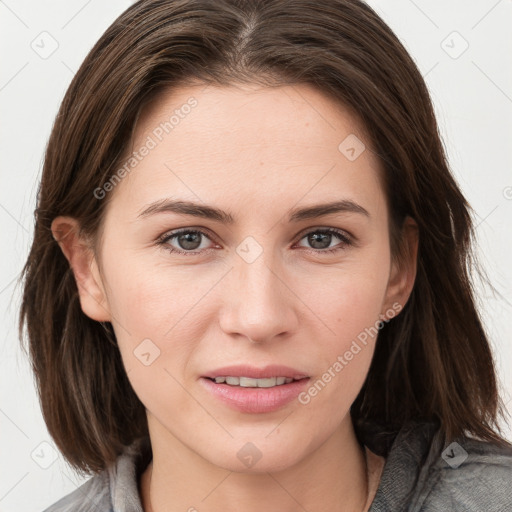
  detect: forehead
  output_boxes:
[110,83,385,217]
[135,82,371,154]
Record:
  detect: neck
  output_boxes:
[141,415,370,512]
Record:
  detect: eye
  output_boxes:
[295,228,352,254]
[156,227,353,256]
[157,229,216,255]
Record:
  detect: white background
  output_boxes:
[1,1,511,510]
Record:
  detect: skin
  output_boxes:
[52,82,418,512]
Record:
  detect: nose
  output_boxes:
[218,250,299,344]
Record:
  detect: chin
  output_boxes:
[202,437,308,474]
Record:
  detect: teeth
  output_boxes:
[213,376,296,387]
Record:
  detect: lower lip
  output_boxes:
[199,377,310,414]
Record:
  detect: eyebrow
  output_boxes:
[137,198,370,223]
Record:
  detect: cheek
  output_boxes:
[106,269,171,339]
[295,251,390,345]
[291,252,390,406]
[101,246,214,336]
[102,256,205,415]
[294,276,385,429]
[101,249,224,391]
[307,278,382,378]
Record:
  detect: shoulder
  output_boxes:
[418,434,512,511]
[41,472,111,512]
[364,420,512,512]
[41,436,150,512]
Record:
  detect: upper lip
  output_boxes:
[202,364,309,380]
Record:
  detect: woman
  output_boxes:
[19,0,512,510]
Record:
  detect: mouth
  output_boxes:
[199,364,310,413]
[203,375,309,388]
[201,364,309,384]
[199,374,311,414]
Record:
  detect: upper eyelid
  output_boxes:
[159,227,217,244]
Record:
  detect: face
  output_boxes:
[54,83,416,473]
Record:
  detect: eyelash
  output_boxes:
[156,227,353,256]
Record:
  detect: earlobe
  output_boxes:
[51,216,111,322]
[382,216,419,318]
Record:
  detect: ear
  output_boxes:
[51,216,111,322]
[381,216,418,319]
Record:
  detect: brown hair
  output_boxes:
[18,0,511,474]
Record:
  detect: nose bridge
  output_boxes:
[220,240,297,342]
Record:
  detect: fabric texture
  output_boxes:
[363,444,386,511]
[42,420,512,511]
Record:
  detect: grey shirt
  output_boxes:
[43,420,512,511]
